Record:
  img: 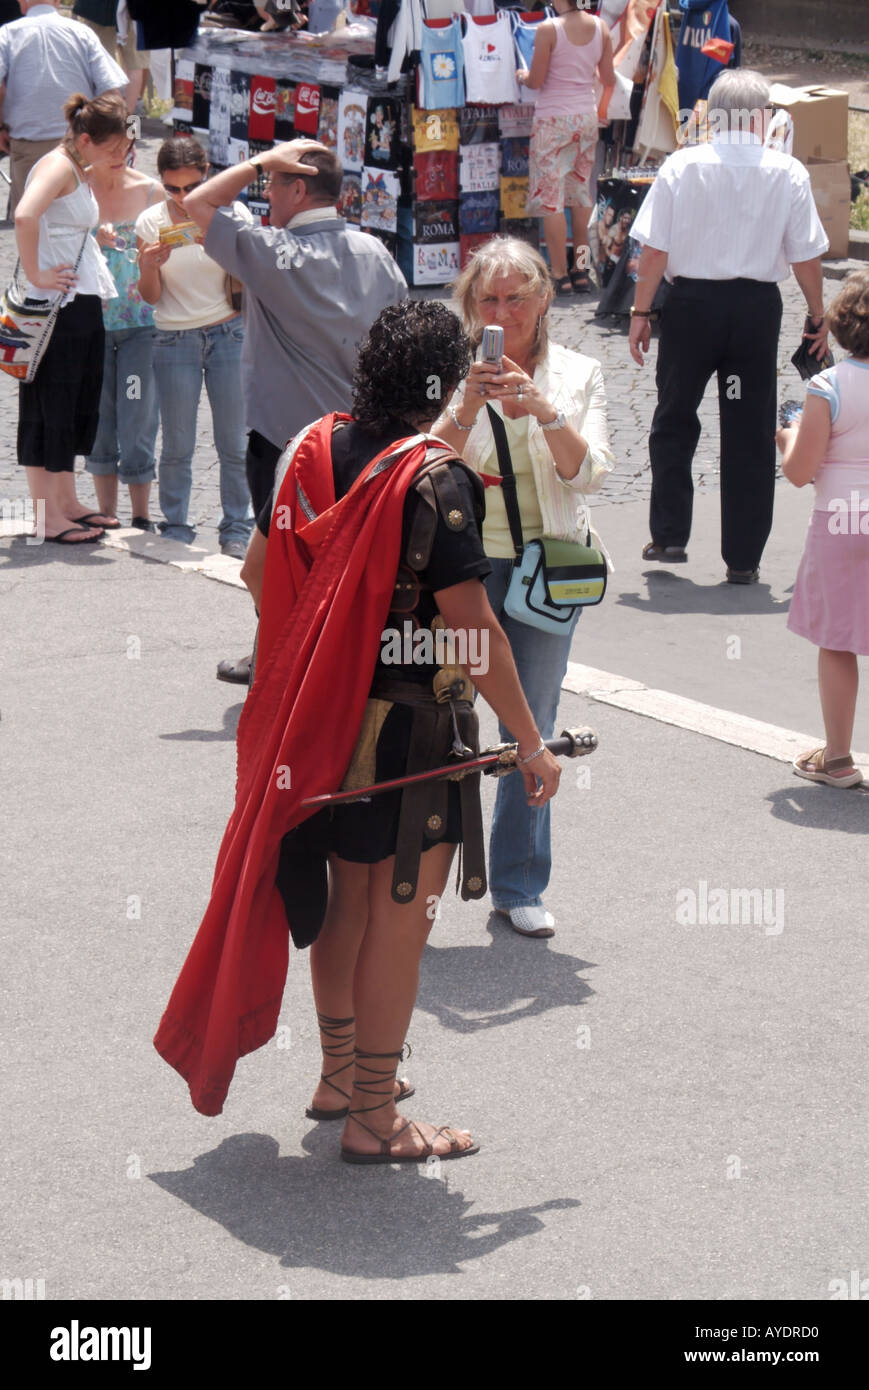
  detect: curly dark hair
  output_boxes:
[827,269,869,357]
[352,300,472,435]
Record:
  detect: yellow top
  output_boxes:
[480,410,544,560]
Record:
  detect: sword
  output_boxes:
[300,727,598,809]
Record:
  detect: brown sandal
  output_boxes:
[305,1017,415,1121]
[340,1047,478,1165]
[793,747,863,789]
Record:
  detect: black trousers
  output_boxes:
[649,277,783,571]
[245,428,283,528]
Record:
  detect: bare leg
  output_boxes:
[543,212,568,281]
[340,842,476,1158]
[53,471,118,527]
[25,466,101,540]
[569,205,592,274]
[93,474,120,519]
[818,647,860,774]
[128,480,152,521]
[308,857,369,1113]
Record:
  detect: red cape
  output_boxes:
[153,415,445,1115]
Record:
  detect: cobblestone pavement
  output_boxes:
[0,122,817,547]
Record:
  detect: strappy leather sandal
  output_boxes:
[793,747,863,789]
[305,1015,414,1121]
[340,1047,479,1165]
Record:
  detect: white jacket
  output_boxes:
[444,341,614,554]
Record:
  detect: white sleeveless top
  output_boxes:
[22,154,117,307]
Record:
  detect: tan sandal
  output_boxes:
[340,1047,478,1165]
[793,747,863,789]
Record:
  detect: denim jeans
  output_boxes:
[484,558,581,910]
[151,317,253,545]
[85,325,159,484]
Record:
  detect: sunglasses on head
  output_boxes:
[162,178,205,195]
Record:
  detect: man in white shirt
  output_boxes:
[0,0,126,212]
[628,70,830,583]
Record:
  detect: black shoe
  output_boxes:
[216,655,252,685]
[725,567,759,585]
[642,542,688,563]
[131,516,157,533]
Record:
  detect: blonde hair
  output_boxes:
[451,236,554,364]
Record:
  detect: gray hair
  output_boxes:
[707,69,771,118]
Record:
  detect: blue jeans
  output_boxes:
[484,558,581,910]
[85,325,159,484]
[151,317,253,545]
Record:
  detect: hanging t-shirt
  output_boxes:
[274,81,295,141]
[192,64,212,131]
[413,149,460,201]
[676,0,732,111]
[498,103,535,139]
[295,83,321,137]
[364,98,402,170]
[459,189,500,235]
[412,199,460,242]
[337,172,362,224]
[412,107,460,153]
[208,65,231,167]
[361,167,401,233]
[512,13,546,72]
[459,142,500,194]
[459,104,499,146]
[318,88,340,151]
[460,232,490,267]
[419,18,465,111]
[462,14,521,106]
[229,71,250,141]
[500,136,529,178]
[248,75,276,143]
[500,176,529,220]
[338,90,367,171]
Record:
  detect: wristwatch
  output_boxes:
[541,408,567,432]
[249,156,264,177]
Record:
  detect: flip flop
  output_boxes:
[43,527,105,544]
[72,511,121,529]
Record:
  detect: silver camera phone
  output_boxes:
[481,325,504,364]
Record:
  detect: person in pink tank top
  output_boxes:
[519,0,614,296]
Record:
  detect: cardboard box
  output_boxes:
[768,84,849,163]
[806,158,852,259]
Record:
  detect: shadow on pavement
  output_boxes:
[766,782,869,832]
[1,536,116,569]
[617,569,790,616]
[150,1131,580,1280]
[160,703,243,742]
[415,914,594,1033]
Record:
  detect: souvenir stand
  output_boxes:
[173,1,726,290]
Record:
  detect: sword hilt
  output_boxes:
[483,727,598,778]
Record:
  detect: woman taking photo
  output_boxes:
[435,236,613,937]
[154,300,562,1161]
[519,0,615,295]
[136,137,253,555]
[15,92,130,544]
[85,132,164,530]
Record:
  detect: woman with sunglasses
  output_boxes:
[85,133,165,531]
[135,137,254,554]
[14,91,130,544]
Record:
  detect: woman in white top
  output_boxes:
[434,237,613,936]
[15,91,130,544]
[136,137,254,554]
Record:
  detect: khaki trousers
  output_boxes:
[9,137,60,215]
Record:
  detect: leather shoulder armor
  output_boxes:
[405,450,486,573]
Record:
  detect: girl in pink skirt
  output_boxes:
[777,270,869,789]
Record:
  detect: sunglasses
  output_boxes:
[162,178,205,195]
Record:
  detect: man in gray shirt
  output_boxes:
[0,1,126,211]
[185,138,407,681]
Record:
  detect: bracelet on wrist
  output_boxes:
[448,405,473,432]
[517,741,546,766]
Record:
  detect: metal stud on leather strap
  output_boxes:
[395,881,413,898]
[426,814,443,832]
[447,508,464,528]
[466,875,483,892]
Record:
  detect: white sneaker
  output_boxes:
[503,905,556,938]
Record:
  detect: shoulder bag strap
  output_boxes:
[485,403,525,561]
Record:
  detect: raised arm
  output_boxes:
[518,21,555,91]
